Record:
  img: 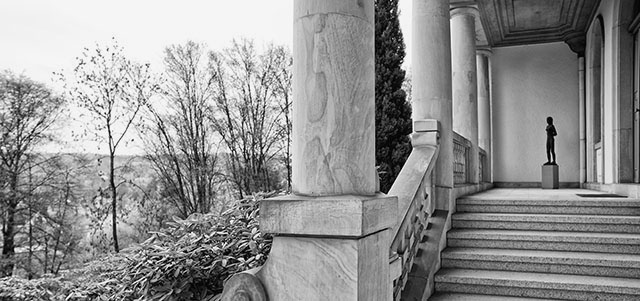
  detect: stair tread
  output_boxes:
[453,213,640,224]
[449,228,640,242]
[436,269,640,290]
[434,191,640,299]
[429,292,561,301]
[457,198,640,206]
[442,247,640,266]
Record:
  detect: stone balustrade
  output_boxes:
[453,131,471,185]
[479,148,487,183]
[388,145,439,300]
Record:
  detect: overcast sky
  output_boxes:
[0,0,413,153]
[0,0,413,86]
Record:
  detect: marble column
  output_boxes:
[451,6,479,184]
[477,49,492,182]
[578,56,586,185]
[227,1,398,300]
[412,0,453,209]
[291,0,377,196]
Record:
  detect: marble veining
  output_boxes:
[293,7,375,196]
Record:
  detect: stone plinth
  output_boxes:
[260,194,396,237]
[542,165,559,189]
[257,194,397,300]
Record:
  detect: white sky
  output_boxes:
[0,0,413,154]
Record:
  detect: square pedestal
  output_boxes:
[256,193,398,300]
[542,164,559,189]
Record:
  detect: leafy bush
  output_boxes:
[122,193,273,300]
[0,276,61,301]
[0,254,129,300]
[0,193,273,301]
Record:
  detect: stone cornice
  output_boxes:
[564,32,586,57]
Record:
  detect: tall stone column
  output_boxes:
[578,56,586,185]
[291,0,376,196]
[223,1,398,300]
[477,49,492,182]
[412,0,453,209]
[451,6,479,184]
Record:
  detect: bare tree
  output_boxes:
[268,45,293,191]
[22,154,88,277]
[209,39,291,198]
[141,41,223,218]
[0,70,65,277]
[63,40,158,252]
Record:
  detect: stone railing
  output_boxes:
[219,142,438,301]
[453,131,471,184]
[479,148,487,183]
[218,118,454,300]
[388,145,439,300]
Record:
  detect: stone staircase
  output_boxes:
[430,192,640,300]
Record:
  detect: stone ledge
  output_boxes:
[493,182,580,188]
[453,182,493,200]
[413,119,440,133]
[583,183,640,198]
[261,193,397,237]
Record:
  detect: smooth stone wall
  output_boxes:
[492,42,579,184]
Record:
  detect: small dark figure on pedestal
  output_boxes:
[545,116,557,165]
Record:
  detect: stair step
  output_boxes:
[435,269,640,300]
[447,229,640,254]
[441,248,640,278]
[456,198,640,215]
[429,292,561,301]
[452,213,640,233]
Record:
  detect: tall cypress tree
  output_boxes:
[375,0,412,193]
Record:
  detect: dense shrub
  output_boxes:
[0,276,64,301]
[122,193,273,300]
[0,254,129,300]
[0,193,273,301]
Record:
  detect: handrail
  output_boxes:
[388,144,439,299]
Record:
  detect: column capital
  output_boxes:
[476,48,493,57]
[564,32,586,57]
[450,6,478,19]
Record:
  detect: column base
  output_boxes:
[252,193,397,300]
[542,164,559,189]
[257,230,390,300]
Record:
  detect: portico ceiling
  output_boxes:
[453,0,601,54]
